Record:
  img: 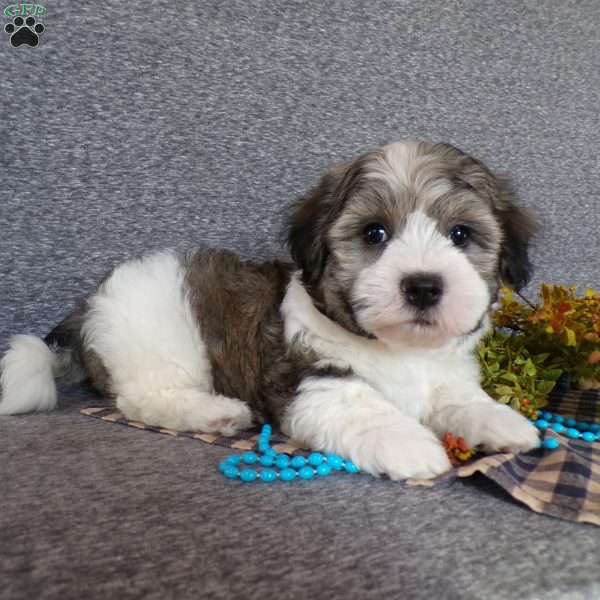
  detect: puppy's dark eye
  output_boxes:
[449,224,471,247]
[363,223,389,245]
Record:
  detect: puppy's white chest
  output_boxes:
[282,273,479,422]
[355,351,447,419]
[318,343,461,420]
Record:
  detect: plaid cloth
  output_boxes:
[444,389,600,526]
[79,406,310,456]
[81,388,600,526]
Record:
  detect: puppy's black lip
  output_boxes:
[410,318,434,326]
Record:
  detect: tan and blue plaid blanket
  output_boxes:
[82,388,600,526]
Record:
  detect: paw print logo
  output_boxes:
[5,16,44,47]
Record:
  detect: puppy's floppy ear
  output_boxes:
[493,177,538,291]
[287,163,349,285]
[445,144,538,291]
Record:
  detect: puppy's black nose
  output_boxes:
[401,273,444,310]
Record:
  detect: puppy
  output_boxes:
[0,141,540,479]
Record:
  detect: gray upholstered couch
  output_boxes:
[2,2,599,598]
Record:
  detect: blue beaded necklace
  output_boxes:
[219,412,600,482]
[534,411,600,450]
[219,424,361,483]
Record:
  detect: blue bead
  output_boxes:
[535,419,549,430]
[275,454,291,469]
[566,428,581,439]
[553,415,564,424]
[223,466,239,479]
[264,448,278,457]
[582,432,597,443]
[542,438,560,450]
[258,434,270,445]
[565,418,577,427]
[327,454,344,470]
[308,452,324,466]
[541,411,553,421]
[219,461,230,474]
[298,466,315,480]
[316,463,332,477]
[259,455,274,467]
[261,424,272,436]
[240,469,257,482]
[344,460,360,474]
[551,423,565,434]
[225,455,241,465]
[578,422,591,431]
[280,468,297,482]
[242,452,258,464]
[590,424,600,434]
[291,456,306,469]
[259,469,277,483]
[258,442,270,453]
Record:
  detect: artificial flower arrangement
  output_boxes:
[479,284,600,420]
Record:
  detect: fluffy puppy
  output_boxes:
[0,141,540,479]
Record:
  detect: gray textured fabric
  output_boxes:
[1,0,599,353]
[2,389,600,600]
[2,1,600,598]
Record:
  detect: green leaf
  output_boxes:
[544,369,563,381]
[536,380,557,395]
[497,395,512,404]
[500,372,519,383]
[494,385,515,396]
[510,397,521,411]
[523,360,537,377]
[533,353,550,364]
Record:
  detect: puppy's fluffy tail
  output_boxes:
[0,335,63,415]
[0,310,85,415]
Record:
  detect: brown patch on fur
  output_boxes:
[184,249,351,423]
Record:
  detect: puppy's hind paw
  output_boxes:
[205,400,253,436]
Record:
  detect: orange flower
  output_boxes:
[443,432,476,466]
[588,351,600,365]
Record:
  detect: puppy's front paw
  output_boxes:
[457,403,539,454]
[349,422,452,480]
